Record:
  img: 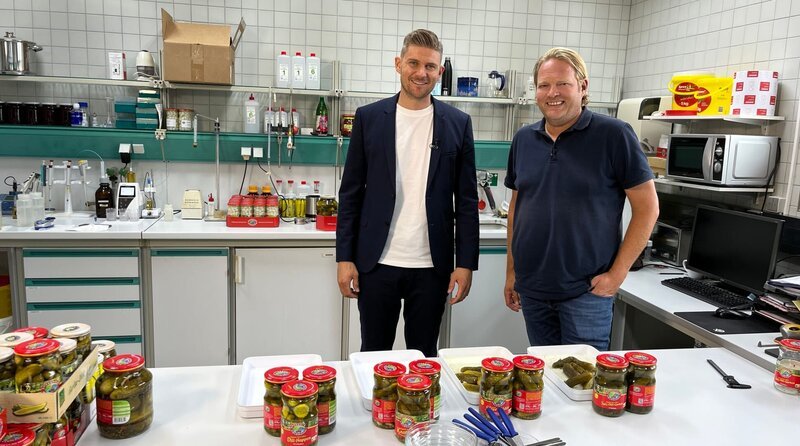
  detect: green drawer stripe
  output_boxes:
[27,301,141,311]
[23,249,139,258]
[102,335,142,344]
[151,249,228,257]
[479,247,508,254]
[25,278,140,287]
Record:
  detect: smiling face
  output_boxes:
[395,44,443,109]
[535,58,588,136]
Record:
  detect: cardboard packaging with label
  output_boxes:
[161,9,245,85]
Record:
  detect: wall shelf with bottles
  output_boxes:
[0,74,151,88]
[344,90,515,105]
[654,177,773,193]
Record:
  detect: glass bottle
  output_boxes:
[774,338,800,395]
[280,380,318,446]
[592,354,629,417]
[395,374,431,442]
[372,362,406,429]
[95,182,113,218]
[442,57,453,96]
[624,352,657,414]
[479,357,513,416]
[511,355,544,420]
[314,97,328,135]
[303,365,337,434]
[263,367,299,437]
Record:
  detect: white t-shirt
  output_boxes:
[378,103,434,268]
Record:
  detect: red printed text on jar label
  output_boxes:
[395,412,428,439]
[97,398,132,425]
[480,395,511,415]
[281,419,318,446]
[263,403,281,430]
[513,389,542,414]
[628,384,656,408]
[372,399,396,424]
[318,400,336,427]
[774,367,800,389]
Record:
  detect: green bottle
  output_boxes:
[314,97,328,135]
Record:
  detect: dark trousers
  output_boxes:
[357,264,450,357]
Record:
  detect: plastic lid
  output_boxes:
[301,180,307,184]
[262,185,271,193]
[398,373,432,391]
[303,365,336,382]
[374,361,406,378]
[14,339,61,357]
[310,53,316,57]
[295,52,302,56]
[596,353,629,369]
[280,51,287,55]
[103,354,145,372]
[264,366,299,384]
[288,179,294,183]
[91,339,116,353]
[0,428,37,446]
[248,185,258,193]
[50,322,91,338]
[0,346,13,362]
[249,93,255,100]
[0,332,34,348]
[409,359,441,375]
[624,352,657,367]
[14,326,49,339]
[281,379,318,398]
[73,103,80,109]
[482,357,513,373]
[78,102,88,107]
[54,337,77,354]
[779,338,800,352]
[513,355,545,371]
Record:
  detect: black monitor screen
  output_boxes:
[687,205,783,294]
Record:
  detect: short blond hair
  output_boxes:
[534,47,589,106]
[401,29,443,58]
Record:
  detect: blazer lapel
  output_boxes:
[426,99,445,192]
[384,96,398,189]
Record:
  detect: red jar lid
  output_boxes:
[374,361,406,378]
[103,354,145,372]
[303,365,336,382]
[624,352,657,367]
[397,373,432,391]
[596,353,629,369]
[281,379,318,398]
[779,338,800,352]
[513,355,545,371]
[0,428,36,446]
[409,359,441,375]
[481,357,513,373]
[13,339,60,357]
[264,366,300,384]
[13,327,49,339]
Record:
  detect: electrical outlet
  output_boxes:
[241,146,252,159]
[766,196,785,213]
[252,147,264,158]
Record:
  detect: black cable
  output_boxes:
[238,159,249,196]
[3,176,16,187]
[256,159,294,223]
[761,142,781,213]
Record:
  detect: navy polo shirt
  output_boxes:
[505,108,653,300]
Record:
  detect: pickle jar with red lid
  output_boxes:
[592,353,629,417]
[395,374,431,442]
[303,365,336,434]
[409,359,441,420]
[253,196,267,218]
[264,367,300,436]
[372,362,406,429]
[13,327,49,339]
[512,355,544,419]
[96,354,153,439]
[9,424,47,446]
[479,357,513,416]
[50,323,91,362]
[624,352,657,414]
[13,339,63,393]
[280,380,319,446]
[0,427,37,446]
[774,338,800,395]
[240,196,254,218]
[227,195,242,217]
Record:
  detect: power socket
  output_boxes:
[241,146,252,160]
[252,147,264,158]
[766,196,785,213]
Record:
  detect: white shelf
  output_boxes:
[644,115,784,126]
[654,177,773,193]
[166,82,333,97]
[344,90,514,104]
[515,98,618,109]
[0,74,151,88]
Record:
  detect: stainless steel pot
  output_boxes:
[305,194,320,221]
[1,32,43,75]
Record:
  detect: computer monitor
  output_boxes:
[686,205,783,294]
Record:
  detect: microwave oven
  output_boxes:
[666,134,779,186]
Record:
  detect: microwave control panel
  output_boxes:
[712,138,725,181]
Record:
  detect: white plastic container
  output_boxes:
[306,53,320,90]
[263,106,275,134]
[276,51,291,88]
[16,193,31,227]
[291,52,306,89]
[243,93,260,134]
[30,192,45,222]
[527,343,600,402]
[349,349,425,411]
[236,354,323,418]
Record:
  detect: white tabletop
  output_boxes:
[0,215,157,240]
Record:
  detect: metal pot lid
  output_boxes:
[2,31,39,47]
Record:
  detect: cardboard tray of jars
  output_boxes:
[226,216,280,227]
[0,346,100,423]
[438,346,514,406]
[527,344,600,402]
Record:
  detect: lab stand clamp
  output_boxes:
[48,160,92,214]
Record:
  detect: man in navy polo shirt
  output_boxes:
[503,47,659,351]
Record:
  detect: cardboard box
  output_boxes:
[161,9,245,85]
[0,347,99,424]
[648,156,666,177]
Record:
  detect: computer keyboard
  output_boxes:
[661,277,753,308]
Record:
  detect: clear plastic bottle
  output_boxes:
[79,102,89,127]
[278,107,289,134]
[291,52,306,89]
[263,106,275,134]
[16,193,31,227]
[295,180,310,221]
[276,51,291,88]
[290,108,300,135]
[306,53,321,90]
[244,94,260,134]
[30,192,44,222]
[70,103,82,127]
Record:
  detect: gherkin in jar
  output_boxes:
[0,346,16,392]
[13,339,63,393]
[372,362,406,429]
[281,380,319,445]
[303,365,337,434]
[395,374,431,442]
[512,355,544,420]
[479,357,513,417]
[96,354,153,439]
[264,367,299,437]
[592,353,629,418]
[409,359,442,420]
[50,323,92,362]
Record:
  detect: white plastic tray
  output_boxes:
[527,344,600,402]
[439,346,514,405]
[236,354,323,418]
[349,349,425,412]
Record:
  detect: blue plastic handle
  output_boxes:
[487,407,510,437]
[467,407,502,435]
[497,407,518,437]
[463,413,498,440]
[452,419,494,443]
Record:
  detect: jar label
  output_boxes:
[372,398,396,424]
[593,385,627,411]
[315,115,328,134]
[263,403,281,430]
[166,118,177,129]
[628,384,656,407]
[318,400,336,427]
[20,377,61,393]
[51,424,68,446]
[774,367,800,389]
[479,395,511,416]
[280,418,318,446]
[513,389,542,414]
[395,411,429,439]
[97,398,131,425]
[430,394,441,419]
[0,377,14,392]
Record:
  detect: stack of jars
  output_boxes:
[591,352,657,417]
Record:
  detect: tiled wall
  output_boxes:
[623,0,799,213]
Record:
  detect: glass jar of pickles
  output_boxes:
[409,359,441,420]
[774,338,800,395]
[512,355,544,420]
[92,340,118,364]
[13,327,49,339]
[54,338,79,381]
[14,339,62,393]
[227,195,242,218]
[0,427,37,446]
[395,374,431,442]
[264,367,299,437]
[316,196,338,217]
[592,353,629,417]
[12,423,47,446]
[96,354,153,439]
[254,196,267,218]
[51,414,69,445]
[50,323,91,362]
[372,361,406,429]
[165,108,179,130]
[624,352,657,414]
[280,380,319,446]
[240,196,254,218]
[0,332,34,349]
[0,346,16,393]
[303,365,336,434]
[479,357,513,416]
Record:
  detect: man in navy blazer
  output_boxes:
[336,29,479,357]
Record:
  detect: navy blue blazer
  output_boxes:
[336,94,480,276]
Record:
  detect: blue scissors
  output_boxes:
[453,407,522,446]
[34,216,55,230]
